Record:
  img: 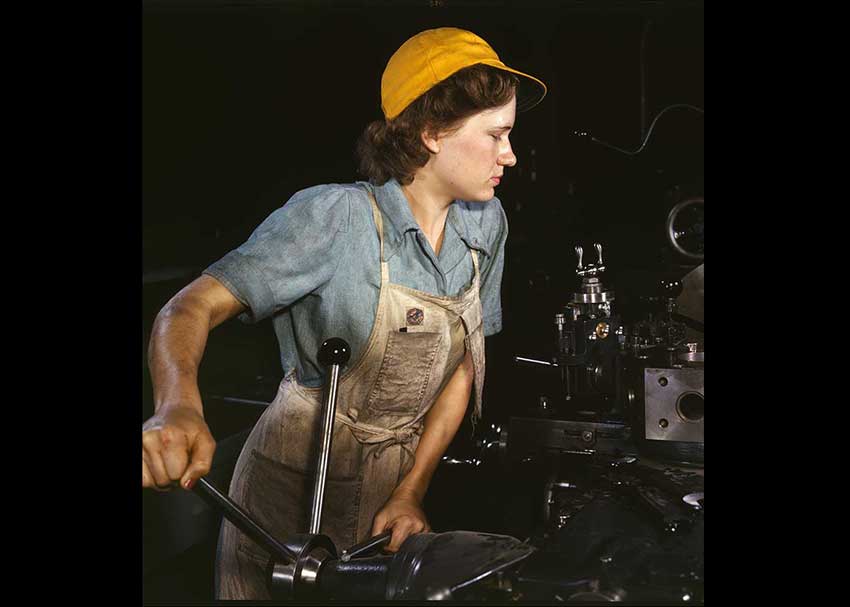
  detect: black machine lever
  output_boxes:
[340,529,393,562]
[191,477,297,565]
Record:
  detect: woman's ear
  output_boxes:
[421,129,441,154]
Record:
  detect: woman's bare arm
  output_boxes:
[142,275,246,490]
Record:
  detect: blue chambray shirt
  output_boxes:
[203,178,508,387]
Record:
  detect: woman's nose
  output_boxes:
[499,143,517,167]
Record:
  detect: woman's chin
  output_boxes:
[466,187,496,202]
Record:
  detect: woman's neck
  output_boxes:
[401,178,454,256]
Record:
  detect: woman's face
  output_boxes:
[428,95,518,202]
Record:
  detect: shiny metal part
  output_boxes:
[610,456,638,467]
[575,243,607,277]
[568,588,627,602]
[310,360,341,534]
[441,456,482,466]
[577,265,607,278]
[310,338,351,535]
[682,492,704,509]
[666,197,704,261]
[268,546,332,596]
[269,561,297,594]
[299,547,333,586]
[514,356,559,367]
[267,533,338,599]
[644,368,704,442]
[572,290,615,304]
[678,350,705,363]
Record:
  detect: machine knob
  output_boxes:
[575,246,584,270]
[318,338,351,367]
[594,242,603,266]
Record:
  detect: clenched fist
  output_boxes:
[142,406,215,491]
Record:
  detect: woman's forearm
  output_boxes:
[148,275,246,414]
[393,349,474,502]
[148,297,212,414]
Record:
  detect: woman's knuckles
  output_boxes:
[142,431,162,449]
[190,460,212,476]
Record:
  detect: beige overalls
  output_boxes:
[216,189,487,599]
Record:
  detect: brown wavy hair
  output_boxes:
[356,64,519,186]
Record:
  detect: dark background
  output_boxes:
[141,0,703,601]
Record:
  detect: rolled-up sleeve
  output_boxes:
[203,184,351,324]
[479,198,508,336]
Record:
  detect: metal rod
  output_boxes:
[514,356,559,367]
[310,365,342,534]
[193,477,297,564]
[208,395,271,407]
[340,530,393,562]
[562,365,572,401]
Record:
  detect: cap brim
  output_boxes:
[479,59,548,113]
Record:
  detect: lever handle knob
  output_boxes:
[318,338,351,367]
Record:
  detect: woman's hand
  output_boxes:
[142,405,216,491]
[371,490,432,552]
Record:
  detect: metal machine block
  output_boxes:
[643,368,703,442]
[507,416,635,459]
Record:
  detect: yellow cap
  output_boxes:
[381,27,547,120]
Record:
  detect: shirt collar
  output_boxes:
[446,201,491,257]
[366,179,491,260]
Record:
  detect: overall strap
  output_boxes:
[365,189,391,284]
[366,190,385,263]
[469,248,480,280]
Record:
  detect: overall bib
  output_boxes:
[216,189,487,599]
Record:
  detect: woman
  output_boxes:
[142,27,546,599]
